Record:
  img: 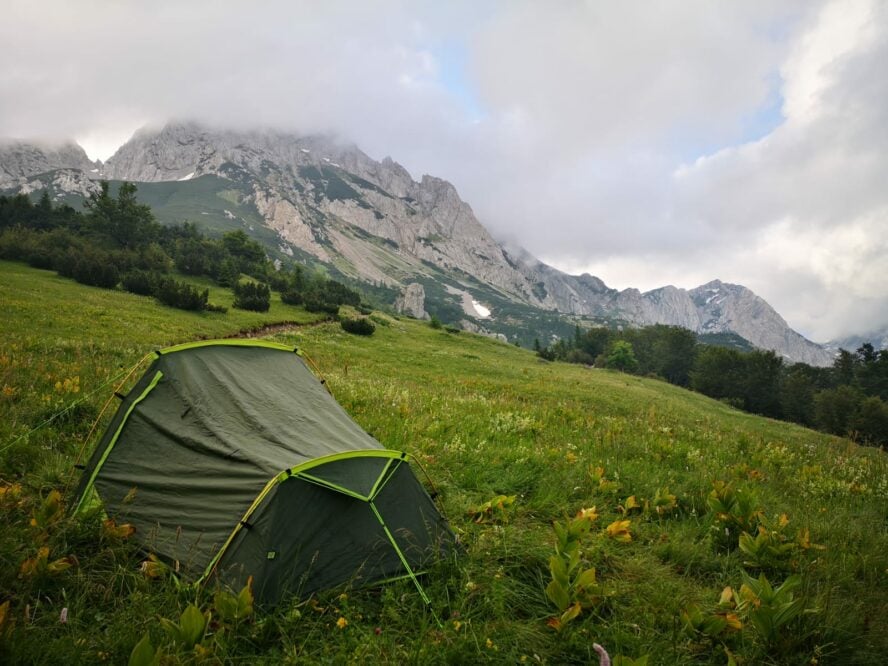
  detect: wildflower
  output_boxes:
[576,506,599,521]
[336,616,348,629]
[452,620,462,631]
[374,627,382,635]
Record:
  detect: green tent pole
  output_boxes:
[368,502,431,606]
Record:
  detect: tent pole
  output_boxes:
[368,502,431,606]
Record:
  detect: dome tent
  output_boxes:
[73,339,454,605]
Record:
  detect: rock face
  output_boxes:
[826,328,888,353]
[0,121,835,365]
[0,140,97,183]
[0,140,100,199]
[394,283,429,320]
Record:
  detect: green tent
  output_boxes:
[73,339,454,605]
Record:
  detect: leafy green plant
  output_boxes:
[681,586,743,642]
[159,604,210,652]
[546,509,609,631]
[738,514,825,572]
[467,494,516,523]
[29,489,64,533]
[213,578,254,625]
[18,546,76,580]
[708,481,762,550]
[590,466,620,494]
[737,573,814,646]
[128,633,161,666]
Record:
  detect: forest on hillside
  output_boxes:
[0,185,363,316]
[537,325,888,447]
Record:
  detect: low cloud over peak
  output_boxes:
[2,0,886,342]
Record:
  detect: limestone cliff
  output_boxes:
[0,122,835,365]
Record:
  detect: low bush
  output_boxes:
[304,297,339,316]
[280,290,303,306]
[155,277,208,311]
[340,318,375,336]
[232,281,271,312]
[72,251,120,289]
[121,270,159,296]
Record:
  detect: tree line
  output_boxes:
[0,184,363,315]
[536,325,888,447]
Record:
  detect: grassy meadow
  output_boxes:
[1,259,886,664]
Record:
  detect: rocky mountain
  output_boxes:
[0,122,835,365]
[0,139,100,199]
[825,328,888,353]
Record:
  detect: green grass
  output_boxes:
[1,261,887,664]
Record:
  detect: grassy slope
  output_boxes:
[1,260,886,664]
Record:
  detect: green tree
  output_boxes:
[780,365,817,425]
[690,346,745,401]
[850,396,888,446]
[742,350,783,417]
[813,385,863,436]
[650,325,698,386]
[833,348,855,386]
[606,340,638,372]
[85,181,158,249]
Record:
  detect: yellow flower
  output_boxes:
[336,616,348,629]
[576,506,599,521]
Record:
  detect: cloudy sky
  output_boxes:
[2,0,886,342]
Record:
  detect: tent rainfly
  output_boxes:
[73,340,454,605]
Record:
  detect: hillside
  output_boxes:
[0,260,886,664]
[0,126,834,365]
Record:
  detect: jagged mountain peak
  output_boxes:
[0,139,97,181]
[0,122,837,365]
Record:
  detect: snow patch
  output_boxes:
[224,209,236,220]
[178,171,195,181]
[472,300,491,318]
[331,162,341,168]
[300,148,310,153]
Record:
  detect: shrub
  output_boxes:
[429,316,443,329]
[205,302,228,314]
[340,318,375,336]
[444,326,461,334]
[72,251,120,289]
[121,270,159,296]
[280,290,304,306]
[304,296,339,316]
[319,280,361,307]
[155,277,208,311]
[232,281,271,312]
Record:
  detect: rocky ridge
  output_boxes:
[0,122,834,365]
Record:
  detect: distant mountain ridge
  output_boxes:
[826,328,888,353]
[0,123,834,365]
